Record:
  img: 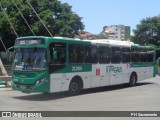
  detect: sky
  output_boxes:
[60,0,160,34]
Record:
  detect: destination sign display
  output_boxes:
[15,38,45,45]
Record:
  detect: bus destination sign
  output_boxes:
[15,39,45,45]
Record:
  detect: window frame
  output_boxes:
[131,47,139,63]
[69,44,85,64]
[98,45,110,64]
[111,46,122,64]
[122,47,131,63]
[85,45,98,64]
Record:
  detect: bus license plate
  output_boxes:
[20,85,26,89]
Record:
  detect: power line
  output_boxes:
[12,0,36,36]
[26,0,53,37]
[0,37,7,51]
[0,3,19,37]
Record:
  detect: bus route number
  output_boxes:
[72,66,82,72]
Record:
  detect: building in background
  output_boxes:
[100,25,131,41]
[75,32,96,40]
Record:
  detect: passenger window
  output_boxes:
[131,48,139,62]
[139,49,147,62]
[147,49,154,62]
[85,45,98,63]
[99,46,110,63]
[49,42,66,64]
[111,46,121,63]
[69,44,84,64]
[122,47,130,63]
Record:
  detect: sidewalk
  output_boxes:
[0,87,12,91]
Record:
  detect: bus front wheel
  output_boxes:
[129,73,137,87]
[68,78,82,96]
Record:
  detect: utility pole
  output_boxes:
[0,37,8,76]
[0,58,8,76]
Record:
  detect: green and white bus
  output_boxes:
[11,36,156,95]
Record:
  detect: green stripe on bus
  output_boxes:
[131,62,154,67]
[53,64,92,73]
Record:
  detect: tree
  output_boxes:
[0,0,84,51]
[131,16,160,46]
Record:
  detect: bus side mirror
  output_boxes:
[53,50,57,60]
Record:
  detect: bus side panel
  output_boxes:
[128,67,143,82]
[147,66,154,78]
[109,64,123,85]
[99,64,110,87]
[130,64,154,82]
[50,72,92,93]
[138,66,154,81]
[78,72,92,89]
[50,74,62,93]
[122,64,131,84]
[63,72,92,91]
[91,64,101,87]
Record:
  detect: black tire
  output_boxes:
[68,79,82,96]
[129,73,137,87]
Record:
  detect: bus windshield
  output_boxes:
[13,48,47,71]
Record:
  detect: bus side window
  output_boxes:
[49,43,66,64]
[122,47,130,63]
[140,48,147,62]
[106,47,110,63]
[69,44,77,63]
[91,46,98,63]
[69,44,84,64]
[99,46,110,64]
[131,48,139,62]
[78,45,85,63]
[147,50,154,62]
[85,45,91,63]
[111,46,121,63]
[58,50,66,64]
[85,45,98,63]
[77,45,85,63]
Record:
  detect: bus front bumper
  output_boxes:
[12,81,49,93]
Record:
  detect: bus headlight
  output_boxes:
[40,77,45,82]
[35,77,46,85]
[36,80,40,85]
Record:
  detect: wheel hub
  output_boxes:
[71,83,78,91]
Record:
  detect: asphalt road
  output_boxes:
[0,76,160,120]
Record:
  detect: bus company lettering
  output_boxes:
[72,66,82,72]
[106,65,122,73]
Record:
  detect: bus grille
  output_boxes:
[13,72,36,78]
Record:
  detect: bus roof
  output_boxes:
[88,39,134,46]
[16,36,155,49]
[85,39,155,49]
[17,36,81,41]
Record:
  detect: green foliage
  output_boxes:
[0,0,84,51]
[131,16,160,46]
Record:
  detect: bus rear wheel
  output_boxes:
[68,79,82,96]
[129,73,137,87]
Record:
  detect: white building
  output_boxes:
[101,25,131,41]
